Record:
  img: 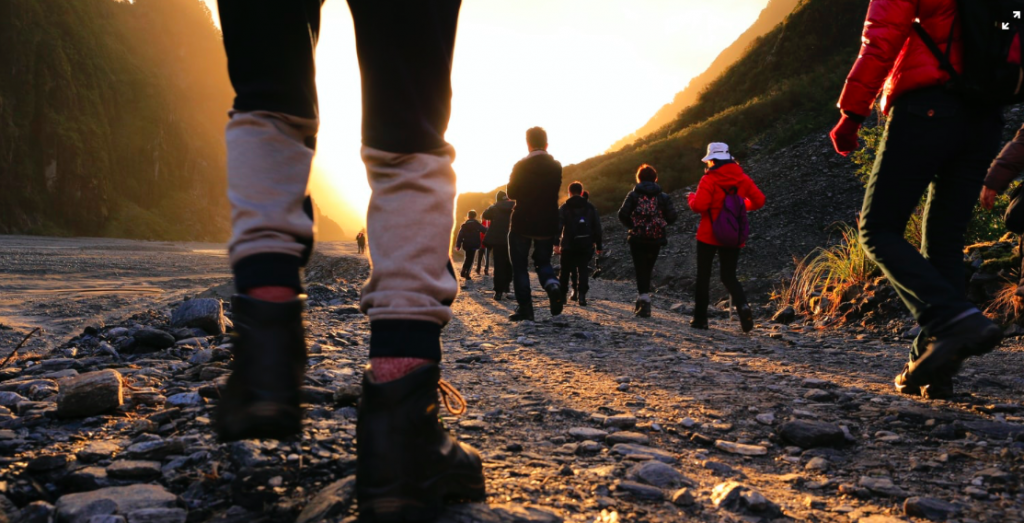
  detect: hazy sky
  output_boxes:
[202,0,772,229]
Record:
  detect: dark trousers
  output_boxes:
[694,240,747,321]
[475,248,489,274]
[629,242,661,294]
[490,243,512,294]
[560,248,593,297]
[508,232,556,314]
[218,0,461,361]
[460,248,477,278]
[858,88,1002,360]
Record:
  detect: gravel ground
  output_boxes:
[0,237,1022,523]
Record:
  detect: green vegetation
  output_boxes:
[782,223,879,317]
[0,0,233,241]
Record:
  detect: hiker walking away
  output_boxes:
[507,127,564,321]
[981,122,1024,296]
[568,190,592,302]
[475,217,490,276]
[556,182,603,307]
[687,143,765,332]
[483,191,515,301]
[356,231,366,254]
[455,210,487,281]
[831,0,1007,399]
[214,0,485,520]
[618,164,678,318]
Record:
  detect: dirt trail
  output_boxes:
[0,238,1021,523]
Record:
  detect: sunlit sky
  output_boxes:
[203,0,771,230]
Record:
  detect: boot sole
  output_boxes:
[358,473,486,522]
[738,308,754,333]
[546,286,563,316]
[906,326,1000,388]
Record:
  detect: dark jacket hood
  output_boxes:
[634,181,663,196]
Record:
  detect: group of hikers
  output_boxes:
[211,0,1021,520]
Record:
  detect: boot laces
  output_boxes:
[437,379,467,416]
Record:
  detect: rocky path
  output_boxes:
[0,240,1022,523]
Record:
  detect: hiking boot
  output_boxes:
[905,313,1002,389]
[215,295,306,442]
[545,281,563,316]
[737,304,754,333]
[357,364,485,521]
[509,309,534,322]
[569,289,578,302]
[690,318,709,330]
[493,292,503,301]
[578,293,588,307]
[895,362,956,399]
[894,363,921,396]
[636,300,652,318]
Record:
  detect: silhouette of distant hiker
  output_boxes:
[483,191,514,301]
[831,0,1003,400]
[618,164,677,318]
[455,210,487,281]
[356,231,366,254]
[475,217,490,276]
[215,0,485,519]
[507,126,563,322]
[687,142,764,332]
[556,182,602,307]
[567,190,592,302]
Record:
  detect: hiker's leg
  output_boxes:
[694,241,715,321]
[558,250,573,297]
[859,90,972,331]
[629,243,646,294]
[718,246,747,306]
[214,0,323,442]
[461,248,476,278]
[636,245,660,296]
[492,243,511,293]
[578,250,593,295]
[508,232,534,313]
[532,238,557,286]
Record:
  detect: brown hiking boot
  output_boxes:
[895,362,956,399]
[356,365,485,522]
[215,295,306,442]
[905,313,1001,389]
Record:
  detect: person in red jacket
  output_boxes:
[830,0,1004,400]
[687,143,765,332]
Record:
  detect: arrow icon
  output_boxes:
[1016,11,1022,18]
[1004,22,1011,30]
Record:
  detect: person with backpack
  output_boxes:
[687,143,765,332]
[568,190,592,302]
[618,164,678,318]
[556,182,603,307]
[483,191,515,301]
[475,218,490,276]
[831,0,1007,399]
[507,126,564,322]
[215,1,485,519]
[455,210,487,281]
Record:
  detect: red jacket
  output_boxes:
[687,162,765,247]
[839,0,962,117]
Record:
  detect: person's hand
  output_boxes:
[981,186,999,211]
[830,114,862,156]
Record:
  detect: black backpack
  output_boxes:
[914,1,1024,105]
[567,205,594,250]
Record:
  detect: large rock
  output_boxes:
[170,299,226,335]
[615,480,664,501]
[56,370,123,419]
[777,420,846,448]
[54,485,178,523]
[132,329,175,350]
[629,461,686,488]
[12,501,55,523]
[296,476,354,523]
[711,481,780,516]
[903,497,961,521]
[610,443,676,463]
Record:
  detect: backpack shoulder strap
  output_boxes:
[913,19,959,80]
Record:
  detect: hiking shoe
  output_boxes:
[545,281,563,316]
[737,304,754,333]
[493,292,503,301]
[578,294,588,307]
[905,313,1002,389]
[509,309,534,322]
[215,295,306,442]
[690,318,709,330]
[636,300,652,318]
[894,363,921,396]
[357,365,485,522]
[922,369,956,400]
[569,289,578,302]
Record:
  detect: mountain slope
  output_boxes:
[605,0,801,153]
[0,0,233,241]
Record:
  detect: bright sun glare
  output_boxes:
[204,0,769,231]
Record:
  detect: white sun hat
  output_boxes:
[701,142,732,162]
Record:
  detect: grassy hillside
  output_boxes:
[605,0,801,153]
[0,0,233,241]
[567,0,868,214]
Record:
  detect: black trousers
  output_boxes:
[559,248,593,298]
[475,247,489,273]
[509,232,556,314]
[218,0,461,361]
[694,240,747,321]
[856,88,1002,361]
[490,243,512,294]
[461,248,477,278]
[629,242,661,294]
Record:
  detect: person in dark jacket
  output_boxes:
[831,0,1003,400]
[507,127,563,321]
[556,182,602,307]
[356,231,366,254]
[455,210,487,280]
[687,143,765,332]
[618,164,678,318]
[482,191,515,300]
[475,220,490,276]
[568,190,591,301]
